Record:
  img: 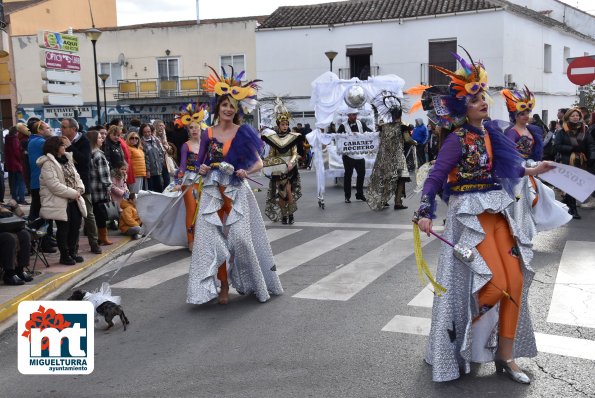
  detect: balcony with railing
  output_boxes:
[337,65,380,80]
[114,76,208,100]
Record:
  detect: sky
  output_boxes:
[116,0,594,25]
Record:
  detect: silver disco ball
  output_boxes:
[344,84,367,109]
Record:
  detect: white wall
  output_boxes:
[499,12,595,122]
[257,11,507,123]
[257,8,595,125]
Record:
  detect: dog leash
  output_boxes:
[75,172,203,287]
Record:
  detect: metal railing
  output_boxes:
[337,65,380,80]
[114,76,208,99]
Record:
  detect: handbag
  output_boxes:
[0,213,26,233]
[101,201,120,221]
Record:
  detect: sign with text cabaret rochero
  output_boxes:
[335,132,380,156]
[42,50,80,71]
[38,31,79,53]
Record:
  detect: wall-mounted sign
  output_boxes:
[43,106,93,119]
[41,50,81,71]
[38,31,79,53]
[44,107,76,118]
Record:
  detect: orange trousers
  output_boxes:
[476,212,523,339]
[216,185,233,283]
[183,183,201,246]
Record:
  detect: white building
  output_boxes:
[256,0,595,126]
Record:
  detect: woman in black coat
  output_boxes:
[554,107,595,219]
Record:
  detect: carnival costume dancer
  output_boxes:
[262,98,302,224]
[408,49,554,383]
[187,66,283,305]
[173,103,209,249]
[502,87,571,236]
[367,92,414,211]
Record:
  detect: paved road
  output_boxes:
[1,171,594,397]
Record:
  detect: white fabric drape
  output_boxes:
[309,72,406,199]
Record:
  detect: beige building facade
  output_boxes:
[12,16,263,129]
[1,0,117,127]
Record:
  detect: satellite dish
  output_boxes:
[118,53,126,66]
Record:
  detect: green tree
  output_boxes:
[574,83,595,111]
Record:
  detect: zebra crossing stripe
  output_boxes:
[535,333,595,361]
[408,284,434,308]
[382,317,595,361]
[546,241,595,329]
[266,228,302,242]
[292,232,433,301]
[76,243,177,286]
[273,221,444,231]
[381,315,431,335]
[111,259,188,289]
[275,230,368,276]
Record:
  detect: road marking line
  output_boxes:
[534,333,595,361]
[293,233,433,301]
[111,259,188,289]
[382,317,595,361]
[547,241,595,329]
[75,242,174,286]
[266,228,302,242]
[276,230,368,276]
[408,284,434,308]
[381,315,431,335]
[265,221,444,231]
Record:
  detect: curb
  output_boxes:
[0,237,132,324]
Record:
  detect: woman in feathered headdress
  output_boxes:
[186,66,283,306]
[261,97,303,224]
[407,48,554,384]
[501,87,570,235]
[172,102,209,249]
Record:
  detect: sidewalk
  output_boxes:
[0,193,133,326]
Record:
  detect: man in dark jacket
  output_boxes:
[61,118,101,254]
[337,109,372,202]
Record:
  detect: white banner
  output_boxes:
[335,132,379,156]
[539,163,595,203]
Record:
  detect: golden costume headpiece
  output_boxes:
[173,102,209,129]
[202,65,261,114]
[502,86,535,114]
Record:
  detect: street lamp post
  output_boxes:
[325,50,338,72]
[85,28,102,125]
[98,73,110,125]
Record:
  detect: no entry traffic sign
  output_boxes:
[567,56,595,86]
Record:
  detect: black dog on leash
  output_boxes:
[68,290,130,331]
